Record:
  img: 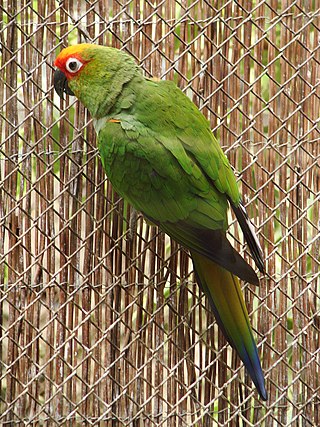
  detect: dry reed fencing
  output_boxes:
[1,1,319,426]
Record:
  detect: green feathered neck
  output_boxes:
[68,45,143,118]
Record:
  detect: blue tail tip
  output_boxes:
[254,371,267,401]
[259,385,268,401]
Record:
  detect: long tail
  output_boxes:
[192,251,267,400]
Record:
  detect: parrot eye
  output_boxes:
[66,57,83,73]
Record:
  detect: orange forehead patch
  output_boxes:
[54,43,92,69]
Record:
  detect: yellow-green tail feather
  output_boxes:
[192,251,267,400]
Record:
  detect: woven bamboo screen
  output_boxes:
[1,1,319,425]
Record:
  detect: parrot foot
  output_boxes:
[126,208,139,242]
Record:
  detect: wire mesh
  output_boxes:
[0,1,319,425]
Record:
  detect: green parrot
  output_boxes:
[54,44,267,400]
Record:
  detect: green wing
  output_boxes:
[137,79,241,206]
[98,118,227,224]
[97,78,259,283]
[100,79,240,220]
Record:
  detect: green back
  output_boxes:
[97,75,240,231]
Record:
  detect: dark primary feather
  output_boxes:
[159,222,260,286]
[230,200,265,273]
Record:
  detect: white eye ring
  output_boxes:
[66,57,83,73]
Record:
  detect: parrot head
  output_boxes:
[53,44,88,98]
[54,43,140,117]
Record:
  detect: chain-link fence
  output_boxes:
[1,1,319,425]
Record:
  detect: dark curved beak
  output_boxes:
[54,69,75,99]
